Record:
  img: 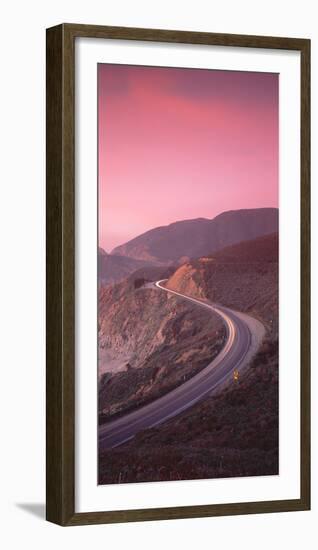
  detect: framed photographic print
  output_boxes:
[46,24,310,525]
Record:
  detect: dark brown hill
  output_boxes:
[166,233,278,337]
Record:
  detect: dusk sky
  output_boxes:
[98,64,278,252]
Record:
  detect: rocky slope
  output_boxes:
[98,267,225,419]
[166,232,278,338]
[111,208,278,265]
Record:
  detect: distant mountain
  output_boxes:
[98,248,152,286]
[111,208,278,265]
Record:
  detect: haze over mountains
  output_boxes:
[98,248,151,286]
[110,208,278,266]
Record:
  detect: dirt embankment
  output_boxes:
[166,233,278,339]
[99,275,225,420]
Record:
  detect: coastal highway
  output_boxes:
[99,279,260,450]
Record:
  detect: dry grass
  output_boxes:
[99,339,278,484]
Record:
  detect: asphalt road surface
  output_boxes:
[99,279,253,450]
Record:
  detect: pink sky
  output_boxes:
[98,64,278,252]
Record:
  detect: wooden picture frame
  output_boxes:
[46,23,310,526]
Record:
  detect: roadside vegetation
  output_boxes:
[99,338,278,484]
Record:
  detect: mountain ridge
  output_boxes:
[111,207,278,265]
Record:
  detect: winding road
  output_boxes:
[99,280,263,450]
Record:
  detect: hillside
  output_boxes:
[99,268,225,419]
[111,208,278,265]
[166,233,278,337]
[99,233,279,484]
[99,337,278,484]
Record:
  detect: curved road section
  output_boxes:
[99,279,264,450]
